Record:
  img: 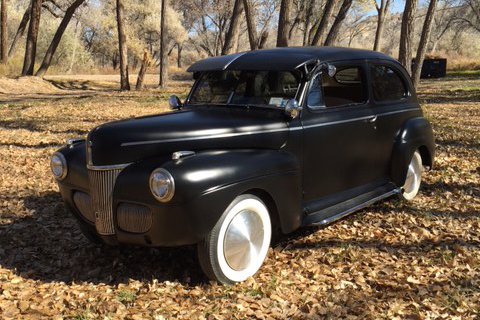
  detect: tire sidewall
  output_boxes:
[401,151,423,201]
[210,194,272,283]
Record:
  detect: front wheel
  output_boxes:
[399,151,423,201]
[197,194,272,284]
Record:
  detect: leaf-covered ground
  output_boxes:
[0,73,479,319]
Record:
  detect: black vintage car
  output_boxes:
[51,47,435,284]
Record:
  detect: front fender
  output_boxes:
[391,117,435,186]
[113,149,302,242]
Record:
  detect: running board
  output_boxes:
[302,188,401,227]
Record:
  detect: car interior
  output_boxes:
[322,67,367,107]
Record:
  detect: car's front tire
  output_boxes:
[197,194,272,284]
[399,150,423,201]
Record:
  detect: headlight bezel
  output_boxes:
[51,151,68,180]
[149,168,175,202]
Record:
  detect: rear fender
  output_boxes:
[390,117,435,186]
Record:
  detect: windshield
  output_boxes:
[189,70,301,108]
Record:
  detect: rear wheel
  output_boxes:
[197,194,272,284]
[399,151,423,201]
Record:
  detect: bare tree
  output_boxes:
[36,0,86,77]
[303,0,315,46]
[373,0,393,51]
[288,0,305,40]
[159,0,167,88]
[399,0,418,75]
[1,0,6,63]
[277,0,292,47]
[9,4,31,58]
[428,0,451,53]
[116,0,130,90]
[412,0,440,88]
[243,0,259,50]
[324,0,353,46]
[454,0,480,32]
[222,0,243,54]
[343,7,371,47]
[177,42,182,67]
[22,0,43,76]
[311,0,337,46]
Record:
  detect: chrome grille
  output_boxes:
[88,168,124,235]
[73,191,94,223]
[117,203,153,233]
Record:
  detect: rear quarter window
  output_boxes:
[370,65,408,102]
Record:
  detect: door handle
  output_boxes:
[366,115,377,123]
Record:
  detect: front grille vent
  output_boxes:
[117,203,153,233]
[88,168,123,235]
[73,191,94,223]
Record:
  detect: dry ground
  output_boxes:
[0,72,479,319]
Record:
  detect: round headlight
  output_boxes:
[51,152,67,180]
[149,168,175,202]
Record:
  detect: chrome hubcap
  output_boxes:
[403,153,422,194]
[224,210,264,271]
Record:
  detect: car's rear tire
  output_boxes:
[399,150,423,201]
[197,194,272,284]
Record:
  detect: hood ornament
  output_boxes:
[172,150,195,162]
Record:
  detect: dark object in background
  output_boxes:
[412,58,447,78]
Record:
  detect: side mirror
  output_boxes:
[169,95,183,110]
[284,99,302,119]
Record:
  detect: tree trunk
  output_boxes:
[276,0,292,47]
[1,0,7,63]
[243,0,258,50]
[136,49,150,90]
[22,0,42,76]
[177,42,182,68]
[324,0,353,46]
[116,0,130,90]
[35,0,85,78]
[373,0,392,51]
[8,4,31,58]
[159,0,167,88]
[222,0,244,55]
[398,0,418,75]
[259,31,268,49]
[303,0,315,46]
[412,0,439,88]
[67,21,79,74]
[311,0,337,46]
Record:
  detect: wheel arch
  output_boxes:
[242,188,282,238]
[390,117,435,187]
[418,144,433,168]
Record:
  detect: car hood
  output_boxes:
[87,106,290,166]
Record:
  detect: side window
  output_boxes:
[307,73,324,109]
[370,65,408,101]
[322,67,366,108]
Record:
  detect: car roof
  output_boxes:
[187,46,398,72]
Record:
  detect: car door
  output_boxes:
[301,62,380,207]
[367,61,423,182]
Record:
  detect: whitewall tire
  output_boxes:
[197,194,272,284]
[399,151,423,201]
